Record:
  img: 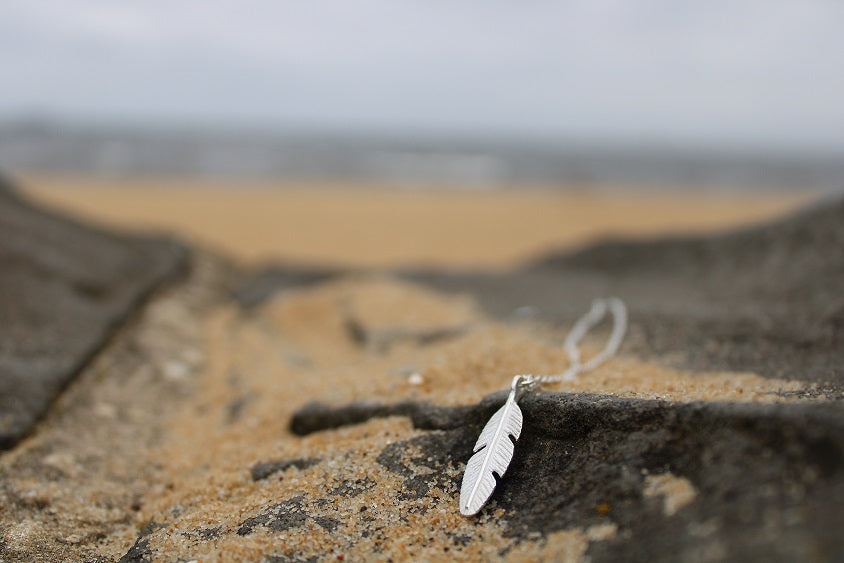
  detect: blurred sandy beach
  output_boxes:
[21,174,814,269]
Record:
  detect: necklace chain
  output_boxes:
[517,297,628,390]
[461,297,628,516]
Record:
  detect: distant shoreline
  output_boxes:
[21,174,814,269]
[3,122,843,191]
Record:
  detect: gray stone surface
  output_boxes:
[277,197,844,560]
[250,458,321,481]
[402,196,844,390]
[233,265,342,309]
[3,179,839,560]
[234,196,844,392]
[291,392,844,562]
[0,181,188,448]
[0,251,230,562]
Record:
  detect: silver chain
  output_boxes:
[517,297,628,390]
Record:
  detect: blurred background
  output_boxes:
[1,0,842,268]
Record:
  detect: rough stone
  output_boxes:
[0,183,188,448]
[403,196,844,389]
[119,522,164,563]
[237,496,309,535]
[232,265,343,309]
[289,400,474,436]
[343,314,468,353]
[232,197,844,391]
[330,477,376,498]
[3,187,842,561]
[250,458,321,481]
[0,251,231,562]
[292,392,844,561]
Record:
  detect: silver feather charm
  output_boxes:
[454,298,628,517]
[459,375,531,516]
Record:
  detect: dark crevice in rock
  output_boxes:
[343,315,469,353]
[119,522,165,563]
[237,496,308,535]
[289,400,477,436]
[232,265,344,309]
[250,458,321,481]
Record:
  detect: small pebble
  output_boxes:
[408,373,425,386]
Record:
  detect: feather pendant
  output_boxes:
[459,380,525,516]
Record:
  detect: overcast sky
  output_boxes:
[1,1,843,152]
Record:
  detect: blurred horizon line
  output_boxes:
[2,115,843,192]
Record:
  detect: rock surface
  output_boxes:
[404,197,844,390]
[0,188,842,561]
[235,197,844,393]
[0,182,188,448]
[291,393,844,560]
[0,251,230,561]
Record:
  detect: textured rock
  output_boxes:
[232,265,343,309]
[403,196,844,389]
[207,198,843,560]
[291,392,844,561]
[0,182,188,448]
[232,197,844,392]
[102,267,835,561]
[289,400,474,436]
[2,189,841,561]
[251,458,321,481]
[0,252,231,562]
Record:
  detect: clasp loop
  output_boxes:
[511,374,539,392]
